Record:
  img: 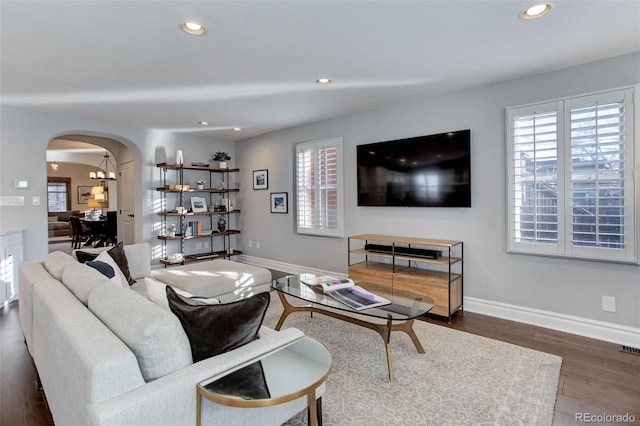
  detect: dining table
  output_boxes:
[80,217,108,247]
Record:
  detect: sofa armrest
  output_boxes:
[90,327,314,426]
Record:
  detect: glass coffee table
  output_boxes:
[272,274,434,381]
[197,336,331,426]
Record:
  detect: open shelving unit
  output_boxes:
[348,233,463,322]
[156,163,242,265]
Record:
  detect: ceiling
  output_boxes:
[1,1,639,142]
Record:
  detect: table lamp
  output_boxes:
[88,199,101,210]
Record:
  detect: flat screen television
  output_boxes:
[357,129,471,207]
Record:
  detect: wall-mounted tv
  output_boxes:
[357,129,471,207]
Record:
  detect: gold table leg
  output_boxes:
[275,292,425,381]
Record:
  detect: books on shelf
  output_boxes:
[328,286,391,311]
[301,275,355,292]
[184,220,202,237]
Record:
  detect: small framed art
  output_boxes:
[253,169,268,190]
[77,186,92,204]
[270,192,288,214]
[190,196,207,213]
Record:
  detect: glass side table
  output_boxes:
[197,336,332,426]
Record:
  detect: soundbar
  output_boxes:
[364,243,442,259]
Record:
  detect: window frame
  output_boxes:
[47,177,71,212]
[294,136,344,238]
[506,87,637,264]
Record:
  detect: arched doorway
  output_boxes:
[45,133,138,253]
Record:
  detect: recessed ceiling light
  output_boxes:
[316,78,332,85]
[181,21,206,35]
[521,3,551,19]
[198,121,209,125]
[232,127,242,132]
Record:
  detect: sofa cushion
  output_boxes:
[167,287,270,362]
[123,243,151,280]
[106,242,136,285]
[88,284,193,381]
[48,215,58,222]
[44,251,77,280]
[61,262,111,305]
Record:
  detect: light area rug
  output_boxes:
[263,294,562,426]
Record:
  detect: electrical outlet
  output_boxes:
[248,240,253,248]
[32,196,40,206]
[256,241,261,249]
[602,296,616,312]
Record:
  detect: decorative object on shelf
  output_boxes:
[213,205,226,212]
[212,151,231,169]
[197,179,205,190]
[167,223,176,237]
[77,186,92,204]
[215,181,227,190]
[175,150,184,165]
[253,169,268,190]
[191,162,209,167]
[176,206,186,215]
[270,192,288,214]
[217,215,227,232]
[90,150,117,180]
[190,196,207,213]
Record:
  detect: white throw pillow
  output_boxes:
[95,250,126,287]
[145,277,219,310]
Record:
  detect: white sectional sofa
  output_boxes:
[18,243,318,426]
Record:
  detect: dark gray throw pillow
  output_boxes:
[166,287,270,362]
[85,260,115,278]
[107,242,136,285]
[76,251,99,263]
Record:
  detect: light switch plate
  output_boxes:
[14,179,29,189]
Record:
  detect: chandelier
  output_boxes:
[90,151,117,180]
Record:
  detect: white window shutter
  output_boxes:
[295,137,344,238]
[507,87,636,263]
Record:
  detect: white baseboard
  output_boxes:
[239,254,639,348]
[237,255,348,279]
[464,297,640,348]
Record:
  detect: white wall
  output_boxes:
[237,52,640,331]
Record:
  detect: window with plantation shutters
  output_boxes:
[295,137,344,237]
[507,88,636,263]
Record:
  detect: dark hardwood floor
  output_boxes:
[2,276,638,425]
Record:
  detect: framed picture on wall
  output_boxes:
[253,169,268,190]
[270,192,288,214]
[77,186,92,204]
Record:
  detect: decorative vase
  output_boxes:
[197,184,204,190]
[175,150,184,165]
[219,161,227,169]
[217,216,227,233]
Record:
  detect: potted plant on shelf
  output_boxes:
[196,179,205,190]
[212,151,231,169]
